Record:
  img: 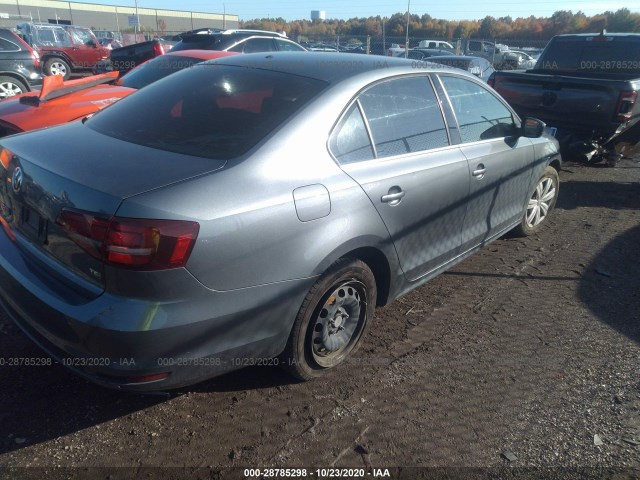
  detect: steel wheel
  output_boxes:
[310,280,366,367]
[281,258,376,380]
[514,165,559,236]
[526,177,556,227]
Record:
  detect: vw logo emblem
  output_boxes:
[11,166,23,194]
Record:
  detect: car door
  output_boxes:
[437,74,536,250]
[67,27,101,67]
[330,75,470,282]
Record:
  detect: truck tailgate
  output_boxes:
[494,73,624,133]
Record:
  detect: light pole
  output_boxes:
[382,17,386,53]
[223,3,226,29]
[134,0,138,40]
[405,0,410,58]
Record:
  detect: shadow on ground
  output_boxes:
[578,223,640,345]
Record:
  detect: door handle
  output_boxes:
[472,164,486,177]
[381,191,406,203]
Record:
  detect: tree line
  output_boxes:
[240,8,639,40]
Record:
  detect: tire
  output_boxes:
[44,57,71,80]
[514,166,559,236]
[0,76,27,99]
[281,258,376,381]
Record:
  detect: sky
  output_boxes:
[70,0,640,21]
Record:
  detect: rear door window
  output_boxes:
[229,38,276,53]
[358,76,449,158]
[0,38,19,51]
[275,38,305,51]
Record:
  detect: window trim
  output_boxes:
[0,37,20,52]
[328,73,454,164]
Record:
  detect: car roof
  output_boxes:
[23,22,91,30]
[199,51,455,84]
[411,48,452,53]
[164,49,238,60]
[429,55,485,62]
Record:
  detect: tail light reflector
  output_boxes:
[14,34,41,68]
[153,42,165,57]
[616,91,637,122]
[56,210,199,270]
[0,147,14,170]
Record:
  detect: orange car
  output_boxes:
[0,50,237,138]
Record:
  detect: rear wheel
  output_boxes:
[0,76,27,99]
[514,166,559,236]
[281,258,376,381]
[44,57,71,80]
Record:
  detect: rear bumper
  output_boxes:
[0,229,313,391]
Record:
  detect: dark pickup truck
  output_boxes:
[489,32,640,164]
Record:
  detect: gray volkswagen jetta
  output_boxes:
[0,53,561,391]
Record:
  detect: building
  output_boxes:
[310,10,325,21]
[0,0,239,35]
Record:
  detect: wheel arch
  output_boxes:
[0,71,30,90]
[311,237,401,308]
[42,53,74,69]
[548,156,562,172]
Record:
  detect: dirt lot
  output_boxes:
[0,158,639,479]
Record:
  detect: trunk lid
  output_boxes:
[0,122,226,289]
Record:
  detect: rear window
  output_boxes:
[119,55,203,90]
[537,37,640,73]
[87,64,327,159]
[171,34,228,52]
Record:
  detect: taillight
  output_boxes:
[153,42,165,57]
[13,33,40,68]
[616,91,637,122]
[56,210,199,270]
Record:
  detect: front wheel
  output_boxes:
[514,166,559,236]
[281,258,376,381]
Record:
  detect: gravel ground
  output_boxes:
[0,158,639,480]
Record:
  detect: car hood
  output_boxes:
[1,121,227,199]
[0,84,135,134]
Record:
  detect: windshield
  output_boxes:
[120,55,203,90]
[87,64,327,160]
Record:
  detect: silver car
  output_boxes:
[0,53,561,391]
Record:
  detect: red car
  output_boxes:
[0,50,237,138]
[17,23,111,79]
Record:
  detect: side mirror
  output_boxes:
[522,117,545,138]
[87,39,96,47]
